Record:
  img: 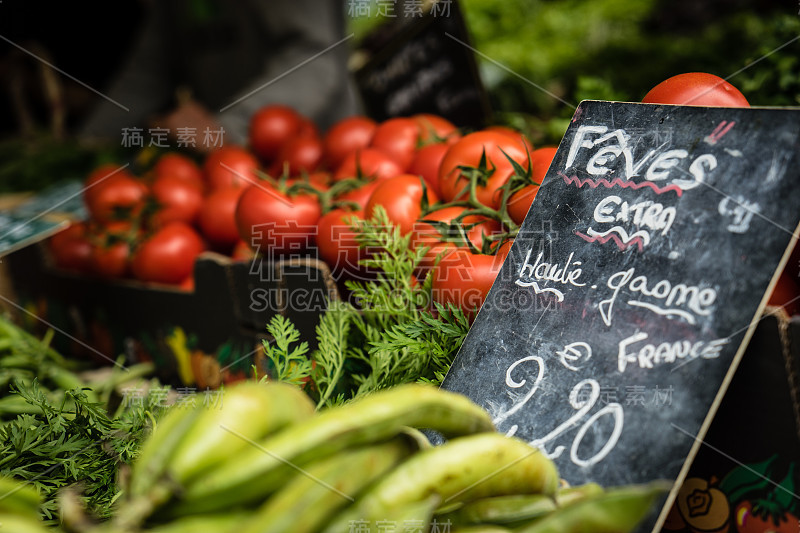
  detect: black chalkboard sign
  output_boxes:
[440,101,800,532]
[353,0,491,128]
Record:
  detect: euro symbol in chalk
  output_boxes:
[556,342,592,371]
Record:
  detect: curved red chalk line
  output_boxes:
[558,172,683,197]
[574,231,645,252]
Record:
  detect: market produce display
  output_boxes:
[8,69,795,533]
[6,380,661,533]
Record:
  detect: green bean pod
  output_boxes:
[175,384,494,514]
[450,527,513,533]
[0,514,53,533]
[323,433,559,533]
[367,494,442,533]
[167,381,315,485]
[437,483,604,527]
[144,512,247,533]
[513,482,670,533]
[0,476,41,520]
[438,494,555,527]
[238,437,419,533]
[126,404,203,499]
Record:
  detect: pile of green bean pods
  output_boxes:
[5,381,667,533]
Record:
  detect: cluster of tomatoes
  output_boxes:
[46,105,551,314]
[46,152,248,289]
[240,106,556,318]
[49,72,797,316]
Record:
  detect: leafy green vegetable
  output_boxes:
[262,315,311,388]
[0,380,167,524]
[263,207,470,408]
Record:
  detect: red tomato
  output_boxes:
[507,185,541,225]
[204,146,260,190]
[408,143,449,198]
[131,222,205,284]
[306,171,332,188]
[365,174,438,235]
[735,501,798,533]
[84,164,135,206]
[249,105,303,162]
[150,175,204,226]
[153,153,204,189]
[323,116,377,169]
[86,174,148,223]
[99,219,137,239]
[485,126,535,154]
[431,248,507,320]
[235,183,322,255]
[369,118,420,170]
[298,116,319,139]
[316,208,366,277]
[409,206,501,276]
[333,148,404,182]
[438,131,531,209]
[335,180,382,210]
[413,114,460,145]
[529,146,558,181]
[642,73,750,107]
[49,223,92,273]
[89,241,131,279]
[768,271,800,316]
[505,146,557,225]
[270,135,323,176]
[197,187,243,249]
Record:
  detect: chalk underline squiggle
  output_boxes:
[574,230,646,252]
[627,300,697,325]
[514,280,565,302]
[558,172,683,197]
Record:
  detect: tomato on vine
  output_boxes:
[408,142,449,198]
[316,208,366,278]
[323,116,377,169]
[369,117,420,171]
[131,222,205,285]
[438,131,531,209]
[413,113,460,145]
[409,206,501,277]
[85,174,148,223]
[270,135,323,176]
[204,146,260,190]
[506,146,557,225]
[198,187,244,250]
[333,148,404,182]
[235,180,322,256]
[150,175,204,227]
[364,174,437,236]
[249,104,304,163]
[153,153,204,190]
[431,244,510,321]
[49,223,92,273]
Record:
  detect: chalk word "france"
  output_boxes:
[618,331,728,372]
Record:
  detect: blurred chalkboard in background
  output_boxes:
[353,0,491,129]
